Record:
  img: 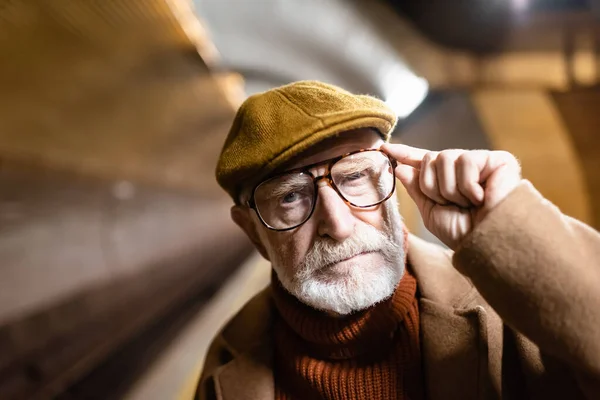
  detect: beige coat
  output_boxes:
[196,181,600,400]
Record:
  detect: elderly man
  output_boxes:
[196,81,600,400]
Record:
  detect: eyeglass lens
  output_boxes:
[254,151,394,230]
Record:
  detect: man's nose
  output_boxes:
[314,180,355,241]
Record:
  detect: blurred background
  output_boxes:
[1,0,599,399]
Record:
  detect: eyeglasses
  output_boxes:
[247,149,397,231]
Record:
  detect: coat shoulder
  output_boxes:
[220,285,275,356]
[195,286,275,400]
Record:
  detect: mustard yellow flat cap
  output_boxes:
[216,80,397,201]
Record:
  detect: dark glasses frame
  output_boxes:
[247,148,398,231]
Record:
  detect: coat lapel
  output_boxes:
[408,235,501,400]
[213,342,274,400]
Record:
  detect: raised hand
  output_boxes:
[381,144,522,250]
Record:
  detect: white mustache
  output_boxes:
[296,223,400,281]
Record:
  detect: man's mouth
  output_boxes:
[319,251,377,276]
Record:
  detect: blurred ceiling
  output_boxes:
[383,0,513,53]
[193,0,430,117]
[383,0,594,52]
[1,0,599,193]
[197,0,600,99]
[0,0,241,194]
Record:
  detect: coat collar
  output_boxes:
[213,342,274,400]
[213,234,491,400]
[407,235,498,399]
[407,234,477,308]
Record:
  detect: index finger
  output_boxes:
[380,143,430,168]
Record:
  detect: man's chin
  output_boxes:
[295,267,401,316]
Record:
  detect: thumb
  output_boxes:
[394,164,427,212]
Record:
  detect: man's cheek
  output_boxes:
[266,225,313,266]
[361,217,386,233]
[269,238,296,265]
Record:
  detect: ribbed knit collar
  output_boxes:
[271,268,417,360]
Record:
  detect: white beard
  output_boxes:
[273,200,405,315]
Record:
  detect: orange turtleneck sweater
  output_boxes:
[271,265,423,400]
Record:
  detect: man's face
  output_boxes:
[238,128,406,315]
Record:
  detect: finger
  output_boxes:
[460,150,520,183]
[394,164,430,215]
[437,150,471,208]
[381,143,429,169]
[420,152,448,205]
[481,162,522,213]
[481,151,522,182]
[456,153,485,205]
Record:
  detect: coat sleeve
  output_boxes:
[194,335,234,400]
[453,180,600,396]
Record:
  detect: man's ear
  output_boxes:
[231,205,270,261]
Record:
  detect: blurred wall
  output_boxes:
[553,89,600,228]
[0,1,252,398]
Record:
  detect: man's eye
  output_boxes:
[345,171,366,181]
[282,192,300,204]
